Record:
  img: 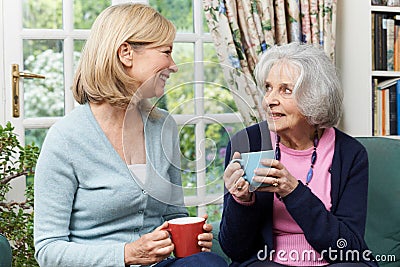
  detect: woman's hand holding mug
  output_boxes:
[223,152,253,202]
[197,214,213,252]
[124,221,173,266]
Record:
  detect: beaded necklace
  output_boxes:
[275,130,319,186]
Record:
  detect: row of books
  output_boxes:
[372,13,400,71]
[372,78,400,135]
[372,0,400,6]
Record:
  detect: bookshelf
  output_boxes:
[370,5,400,136]
[336,1,400,138]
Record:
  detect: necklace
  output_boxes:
[275,130,319,186]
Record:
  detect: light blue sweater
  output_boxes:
[34,104,188,267]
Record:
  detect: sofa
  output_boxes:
[1,137,398,266]
[358,137,400,267]
[211,136,400,267]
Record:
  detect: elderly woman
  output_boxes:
[220,43,377,267]
[33,4,227,267]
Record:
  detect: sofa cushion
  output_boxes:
[211,221,231,264]
[356,137,400,267]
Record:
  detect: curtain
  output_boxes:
[203,0,337,125]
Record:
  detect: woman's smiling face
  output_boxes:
[123,43,178,99]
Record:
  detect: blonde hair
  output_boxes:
[72,3,176,116]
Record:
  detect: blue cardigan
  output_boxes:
[219,121,377,266]
[34,104,188,266]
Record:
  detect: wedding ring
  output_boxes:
[272,179,279,187]
[234,178,242,191]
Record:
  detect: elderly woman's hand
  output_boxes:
[223,152,253,202]
[197,214,213,252]
[252,158,299,198]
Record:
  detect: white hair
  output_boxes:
[254,42,343,128]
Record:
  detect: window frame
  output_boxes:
[162,0,243,216]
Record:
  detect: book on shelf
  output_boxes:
[389,84,398,135]
[374,13,384,70]
[374,79,383,136]
[394,16,400,71]
[383,15,388,70]
[387,0,400,6]
[372,0,400,6]
[373,78,400,136]
[377,77,400,89]
[371,0,388,5]
[379,88,383,135]
[373,79,379,135]
[387,18,395,71]
[382,87,389,135]
[372,14,376,71]
[373,13,389,70]
[397,80,400,134]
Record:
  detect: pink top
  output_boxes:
[271,127,335,266]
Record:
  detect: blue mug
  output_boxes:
[230,150,275,188]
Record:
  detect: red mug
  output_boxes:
[167,217,205,258]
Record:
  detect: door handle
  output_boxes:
[11,63,45,118]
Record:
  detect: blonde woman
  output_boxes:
[34,4,227,267]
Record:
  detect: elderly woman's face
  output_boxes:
[262,63,309,135]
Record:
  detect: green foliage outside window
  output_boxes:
[150,0,193,32]
[0,122,40,267]
[23,0,63,29]
[73,0,111,29]
[23,0,110,30]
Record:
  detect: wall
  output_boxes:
[0,0,5,125]
[336,0,372,136]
